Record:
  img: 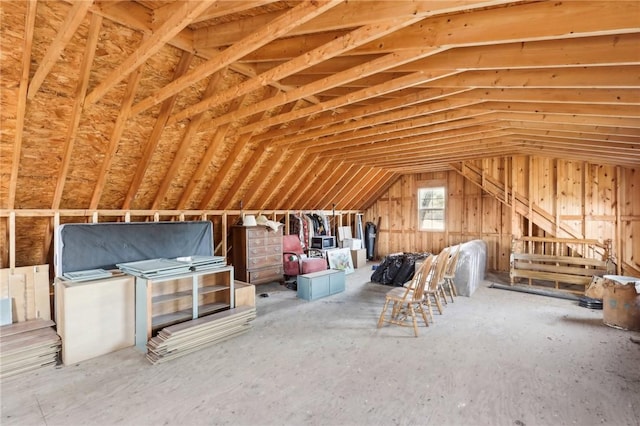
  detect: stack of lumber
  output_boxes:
[0,319,61,378]
[146,306,256,364]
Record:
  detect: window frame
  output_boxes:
[417,182,446,232]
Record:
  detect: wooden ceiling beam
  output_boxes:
[315,163,372,210]
[391,33,640,72]
[121,50,194,210]
[324,130,511,163]
[285,159,336,210]
[360,172,401,210]
[331,168,379,210]
[191,1,281,24]
[424,66,640,89]
[84,0,215,106]
[357,0,640,54]
[89,65,144,209]
[27,1,93,99]
[157,69,226,210]
[252,150,309,210]
[180,91,246,210]
[448,88,640,106]
[275,156,325,210]
[171,9,458,125]
[238,60,637,142]
[478,102,640,118]
[490,112,640,130]
[514,140,640,167]
[195,0,514,49]
[209,100,295,210]
[221,68,462,137]
[347,169,397,210]
[503,121,640,138]
[508,134,640,154]
[502,128,640,145]
[8,0,37,209]
[317,126,505,158]
[252,87,470,144]
[243,147,293,210]
[311,164,361,210]
[51,13,103,210]
[202,92,286,210]
[132,0,342,117]
[242,1,640,61]
[274,98,485,149]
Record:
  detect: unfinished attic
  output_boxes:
[0,0,639,414]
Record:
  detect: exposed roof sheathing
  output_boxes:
[1,0,638,212]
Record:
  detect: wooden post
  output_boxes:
[9,211,16,271]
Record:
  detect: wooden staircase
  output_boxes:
[450,161,584,239]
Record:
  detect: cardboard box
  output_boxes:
[234,280,256,307]
[351,249,367,268]
[342,238,362,249]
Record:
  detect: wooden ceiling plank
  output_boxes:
[84,0,215,106]
[27,1,93,100]
[89,65,144,209]
[122,50,194,210]
[51,13,103,210]
[155,69,226,210]
[132,0,343,117]
[8,0,37,209]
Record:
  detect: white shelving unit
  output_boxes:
[134,266,234,350]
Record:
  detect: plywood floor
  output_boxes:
[2,265,639,426]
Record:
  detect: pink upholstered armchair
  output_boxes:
[282,234,327,283]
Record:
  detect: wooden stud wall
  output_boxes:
[365,155,639,275]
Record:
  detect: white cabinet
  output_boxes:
[134,266,234,350]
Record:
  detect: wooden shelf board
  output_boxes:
[152,302,230,331]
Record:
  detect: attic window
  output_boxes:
[418,186,446,231]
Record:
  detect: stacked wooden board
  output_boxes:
[146,306,256,364]
[0,319,61,378]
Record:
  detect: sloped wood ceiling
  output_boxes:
[1,0,639,213]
